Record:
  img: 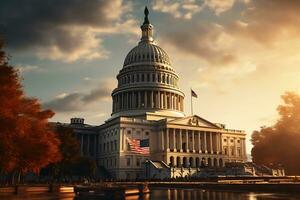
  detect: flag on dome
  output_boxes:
[127,138,149,155]
[191,89,198,98]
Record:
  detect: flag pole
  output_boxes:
[191,88,193,116]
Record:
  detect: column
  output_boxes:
[243,138,246,158]
[164,92,167,109]
[120,129,123,151]
[157,91,160,108]
[171,93,173,110]
[161,130,165,151]
[209,132,213,154]
[192,130,195,152]
[81,135,84,154]
[215,133,218,154]
[198,131,201,153]
[144,91,147,108]
[123,128,126,152]
[219,133,222,155]
[131,91,134,108]
[151,91,154,108]
[173,129,177,152]
[166,128,170,151]
[87,135,90,155]
[94,135,97,157]
[138,91,141,108]
[185,130,189,152]
[179,129,183,152]
[234,137,237,157]
[126,92,128,109]
[204,132,207,153]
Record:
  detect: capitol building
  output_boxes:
[58,8,247,180]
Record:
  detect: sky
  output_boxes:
[1,0,300,154]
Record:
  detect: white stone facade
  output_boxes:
[57,8,247,180]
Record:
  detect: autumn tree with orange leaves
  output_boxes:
[252,92,300,175]
[0,39,61,183]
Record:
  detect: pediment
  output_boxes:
[168,115,221,129]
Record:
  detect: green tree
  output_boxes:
[251,92,300,175]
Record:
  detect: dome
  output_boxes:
[123,42,171,67]
[110,7,185,119]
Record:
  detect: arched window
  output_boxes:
[196,157,200,168]
[219,159,223,167]
[214,158,218,167]
[189,157,194,167]
[201,158,206,167]
[207,158,212,167]
[170,156,174,167]
[176,157,181,167]
[183,157,188,168]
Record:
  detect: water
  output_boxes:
[1,188,300,200]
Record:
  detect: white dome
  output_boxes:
[123,42,171,67]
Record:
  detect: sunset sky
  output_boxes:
[1,0,300,153]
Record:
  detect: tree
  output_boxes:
[71,156,97,179]
[0,38,61,182]
[41,126,81,181]
[251,92,300,175]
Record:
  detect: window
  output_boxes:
[111,141,113,151]
[141,74,144,82]
[224,139,227,142]
[231,139,234,143]
[114,140,117,151]
[145,132,149,136]
[224,147,227,155]
[127,142,131,151]
[237,140,240,143]
[126,158,131,166]
[136,158,141,167]
[127,130,131,135]
[231,147,235,156]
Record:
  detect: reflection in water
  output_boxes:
[1,187,300,200]
[150,189,300,200]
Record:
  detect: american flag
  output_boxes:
[126,138,149,155]
[191,89,198,98]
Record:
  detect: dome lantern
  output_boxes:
[140,6,154,44]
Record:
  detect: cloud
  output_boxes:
[43,79,114,112]
[204,0,236,15]
[228,0,300,45]
[0,0,137,62]
[160,22,237,65]
[16,64,45,74]
[152,0,204,20]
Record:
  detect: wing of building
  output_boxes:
[54,7,247,180]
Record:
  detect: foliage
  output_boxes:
[71,156,97,178]
[0,38,61,180]
[251,92,300,175]
[40,126,98,180]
